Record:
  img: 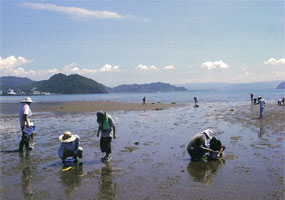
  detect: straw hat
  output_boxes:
[59,131,76,143]
[20,97,34,103]
[203,129,213,139]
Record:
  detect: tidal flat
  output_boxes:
[0,102,284,199]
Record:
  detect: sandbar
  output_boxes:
[37,101,185,113]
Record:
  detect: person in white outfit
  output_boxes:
[18,97,34,151]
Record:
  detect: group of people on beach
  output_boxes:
[18,96,226,164]
[277,97,285,106]
[57,110,116,164]
[18,97,116,164]
[249,93,266,119]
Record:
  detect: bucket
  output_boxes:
[64,157,74,166]
[210,152,218,160]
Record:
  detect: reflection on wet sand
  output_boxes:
[19,151,34,199]
[187,159,225,185]
[258,121,265,138]
[99,164,117,200]
[60,165,84,198]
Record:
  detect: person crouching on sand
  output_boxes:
[208,137,225,160]
[58,131,83,164]
[187,129,216,161]
[96,111,116,162]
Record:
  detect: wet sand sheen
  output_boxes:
[38,101,185,112]
[0,102,284,199]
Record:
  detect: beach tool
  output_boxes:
[61,166,72,172]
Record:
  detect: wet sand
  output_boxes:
[0,101,183,114]
[0,102,284,199]
[39,101,184,112]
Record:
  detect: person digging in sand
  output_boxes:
[187,129,216,160]
[96,111,116,162]
[208,137,225,160]
[58,131,83,164]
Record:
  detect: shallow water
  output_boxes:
[0,102,284,199]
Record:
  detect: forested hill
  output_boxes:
[23,73,107,94]
[108,82,187,93]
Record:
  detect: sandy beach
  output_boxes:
[0,101,284,199]
[39,101,184,112]
[0,101,184,115]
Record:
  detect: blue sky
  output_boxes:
[1,0,284,86]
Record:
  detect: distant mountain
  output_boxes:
[179,80,282,91]
[0,76,35,92]
[276,82,285,89]
[110,82,187,93]
[21,73,107,94]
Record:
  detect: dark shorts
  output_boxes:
[19,131,34,151]
[62,147,83,160]
[100,137,112,154]
[188,147,207,160]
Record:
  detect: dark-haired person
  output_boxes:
[208,137,225,160]
[96,111,116,162]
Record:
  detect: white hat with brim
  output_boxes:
[59,131,76,143]
[20,97,34,103]
[203,129,213,139]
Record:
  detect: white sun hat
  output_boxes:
[203,129,213,139]
[20,97,34,103]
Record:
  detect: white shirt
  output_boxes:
[259,99,265,108]
[18,103,32,127]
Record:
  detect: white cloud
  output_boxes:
[0,56,33,70]
[200,60,229,70]
[48,68,59,73]
[23,2,126,19]
[61,63,118,74]
[99,64,119,72]
[136,64,158,72]
[264,58,285,65]
[164,65,176,70]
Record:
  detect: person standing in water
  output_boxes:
[18,97,34,152]
[258,96,265,119]
[96,111,116,162]
[194,97,199,107]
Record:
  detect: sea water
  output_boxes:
[0,89,284,104]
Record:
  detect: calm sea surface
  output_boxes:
[0,89,284,104]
